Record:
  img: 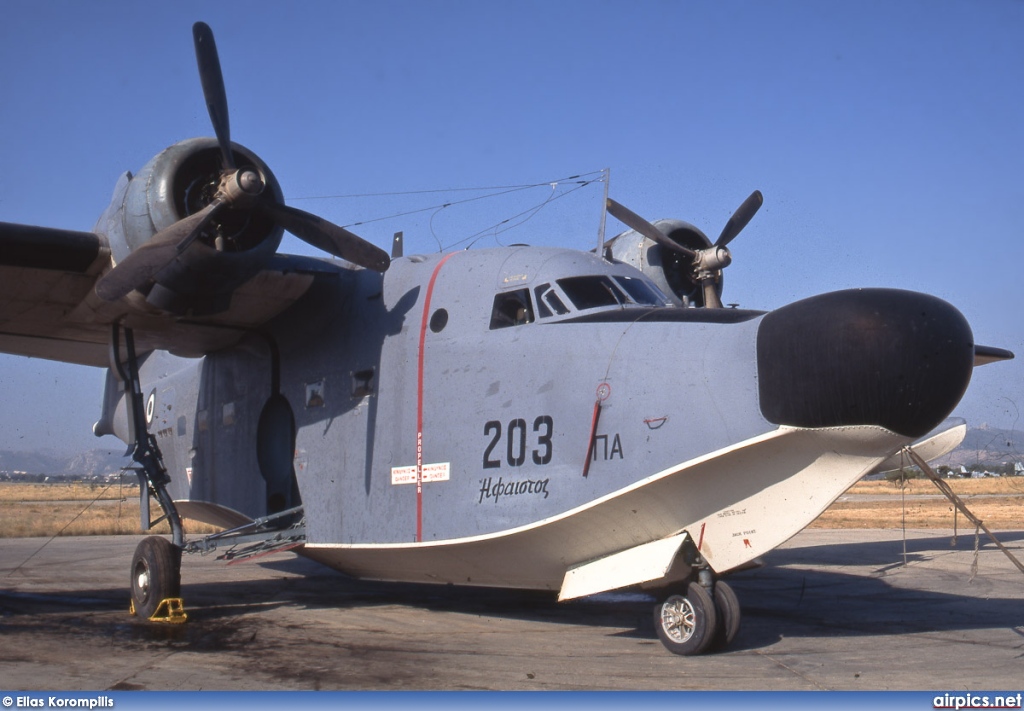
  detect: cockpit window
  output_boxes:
[614,276,668,306]
[492,275,664,326]
[534,283,570,318]
[556,276,626,310]
[489,289,534,329]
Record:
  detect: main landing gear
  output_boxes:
[113,325,187,623]
[653,577,741,655]
[114,325,307,623]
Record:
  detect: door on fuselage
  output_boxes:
[191,346,300,521]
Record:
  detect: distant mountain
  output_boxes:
[0,450,68,476]
[929,424,1024,468]
[63,448,131,477]
[0,448,130,477]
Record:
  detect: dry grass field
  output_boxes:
[0,477,1021,538]
[0,481,219,537]
[811,476,1024,530]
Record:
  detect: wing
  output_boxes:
[0,221,337,367]
[0,223,111,365]
[869,418,967,474]
[974,345,1014,367]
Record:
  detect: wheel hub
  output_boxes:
[135,563,150,599]
[661,597,696,643]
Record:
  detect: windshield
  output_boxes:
[613,276,668,306]
[556,275,667,311]
[490,274,668,328]
[556,276,625,310]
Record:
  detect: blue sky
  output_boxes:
[1,0,1022,456]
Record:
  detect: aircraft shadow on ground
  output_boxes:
[768,529,1024,567]
[2,531,1021,654]
[720,531,1024,651]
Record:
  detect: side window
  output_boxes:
[534,283,570,318]
[489,289,534,329]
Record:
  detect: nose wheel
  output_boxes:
[710,580,741,651]
[654,579,741,655]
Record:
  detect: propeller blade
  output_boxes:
[605,199,697,259]
[95,201,224,301]
[193,22,234,170]
[716,190,763,247]
[262,202,391,272]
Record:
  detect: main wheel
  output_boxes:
[653,582,718,656]
[130,536,181,619]
[711,580,741,651]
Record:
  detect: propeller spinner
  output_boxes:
[95,22,389,303]
[606,191,762,308]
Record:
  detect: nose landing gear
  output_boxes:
[653,578,741,655]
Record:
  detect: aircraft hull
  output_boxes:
[299,424,908,595]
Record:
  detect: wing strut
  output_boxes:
[111,324,185,549]
[903,446,1024,578]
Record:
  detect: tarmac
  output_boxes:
[1,528,1022,691]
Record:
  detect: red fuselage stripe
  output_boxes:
[416,252,457,542]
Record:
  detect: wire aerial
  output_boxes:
[286,171,606,234]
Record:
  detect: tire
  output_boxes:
[711,580,741,652]
[653,582,718,656]
[130,536,181,619]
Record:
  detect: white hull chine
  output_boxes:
[300,425,910,594]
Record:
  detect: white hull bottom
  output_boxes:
[300,425,910,596]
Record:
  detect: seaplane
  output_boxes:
[0,22,1011,655]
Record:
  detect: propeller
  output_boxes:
[95,22,389,303]
[606,191,762,308]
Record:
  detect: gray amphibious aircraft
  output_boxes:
[0,23,1013,655]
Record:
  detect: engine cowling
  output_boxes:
[117,137,285,315]
[605,219,721,307]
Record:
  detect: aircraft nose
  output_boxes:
[756,289,975,439]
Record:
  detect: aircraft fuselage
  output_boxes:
[105,245,973,592]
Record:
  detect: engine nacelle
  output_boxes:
[605,219,721,307]
[116,137,285,315]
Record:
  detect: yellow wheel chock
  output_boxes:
[129,597,188,624]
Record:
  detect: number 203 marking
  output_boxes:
[483,415,553,469]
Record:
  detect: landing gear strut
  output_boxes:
[112,325,185,621]
[653,577,742,655]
